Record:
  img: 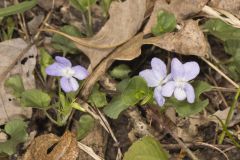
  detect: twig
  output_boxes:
[202,5,240,28]
[78,142,104,160]
[212,87,237,93]
[196,142,229,160]
[147,106,199,160]
[162,143,233,150]
[201,57,239,89]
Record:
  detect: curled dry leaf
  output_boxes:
[0,38,37,125]
[23,131,79,160]
[81,33,143,99]
[75,0,146,69]
[144,0,208,34]
[208,0,240,19]
[143,20,210,57]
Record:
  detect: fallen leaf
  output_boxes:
[27,14,44,34]
[210,108,240,127]
[209,0,240,19]
[81,33,143,99]
[144,0,208,34]
[23,131,79,160]
[77,123,107,160]
[143,20,210,57]
[37,0,65,10]
[175,116,208,142]
[75,0,146,69]
[0,38,36,125]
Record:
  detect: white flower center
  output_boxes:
[62,67,75,78]
[175,80,186,88]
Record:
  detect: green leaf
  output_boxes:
[110,64,131,79]
[123,136,169,160]
[76,114,95,140]
[70,0,96,12]
[21,89,51,109]
[52,25,82,54]
[59,92,72,116]
[2,17,15,40]
[101,0,111,17]
[0,119,28,155]
[89,84,107,108]
[5,74,25,97]
[151,10,176,36]
[104,76,148,119]
[168,81,212,117]
[226,63,240,81]
[204,19,240,41]
[0,0,37,17]
[224,39,240,56]
[39,48,53,80]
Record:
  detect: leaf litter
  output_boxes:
[1,0,240,160]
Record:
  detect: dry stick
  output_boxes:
[196,142,229,160]
[147,107,199,160]
[162,143,233,150]
[212,87,237,93]
[201,57,239,89]
[206,74,229,109]
[202,5,240,28]
[78,142,104,160]
[14,0,30,40]
[79,101,123,159]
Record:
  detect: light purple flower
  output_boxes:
[139,58,171,106]
[161,58,200,103]
[45,56,89,92]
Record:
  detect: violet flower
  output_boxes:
[161,58,200,103]
[139,58,171,106]
[46,56,89,93]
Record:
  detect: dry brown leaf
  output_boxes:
[80,33,143,99]
[75,0,146,69]
[78,123,107,160]
[37,0,65,11]
[209,0,240,19]
[144,0,208,34]
[175,116,208,142]
[0,38,37,125]
[143,20,210,57]
[23,131,79,160]
[210,108,240,127]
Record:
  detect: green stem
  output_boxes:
[44,110,61,126]
[82,0,93,36]
[218,88,240,144]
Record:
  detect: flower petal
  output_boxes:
[154,86,165,106]
[139,69,160,87]
[183,62,200,81]
[151,57,167,80]
[174,87,186,101]
[171,58,184,80]
[60,77,79,92]
[184,83,195,103]
[55,56,72,67]
[45,62,65,76]
[72,65,89,80]
[161,81,175,97]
